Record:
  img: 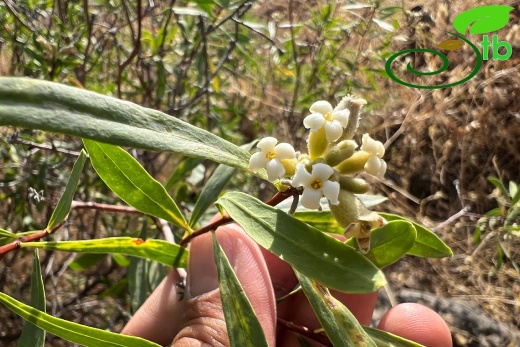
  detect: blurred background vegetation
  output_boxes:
[0,0,519,346]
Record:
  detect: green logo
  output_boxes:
[386,5,514,89]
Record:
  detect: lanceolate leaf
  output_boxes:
[212,233,268,347]
[0,292,161,347]
[295,271,377,347]
[216,192,386,293]
[363,327,426,347]
[17,250,45,347]
[378,213,452,258]
[83,139,190,232]
[47,150,87,230]
[0,78,252,171]
[20,237,188,268]
[190,163,236,228]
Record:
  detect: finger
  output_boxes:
[377,303,453,347]
[175,224,277,346]
[121,269,186,346]
[276,290,378,347]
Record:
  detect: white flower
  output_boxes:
[360,134,386,179]
[292,163,340,210]
[303,101,350,142]
[249,137,296,181]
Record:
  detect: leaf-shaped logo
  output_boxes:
[437,39,465,51]
[453,5,514,35]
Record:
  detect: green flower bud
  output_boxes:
[324,140,357,167]
[308,126,328,160]
[335,150,371,175]
[338,176,370,194]
[329,190,369,228]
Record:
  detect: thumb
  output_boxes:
[173,224,276,346]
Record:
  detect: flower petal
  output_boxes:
[377,159,387,179]
[292,163,312,188]
[311,163,334,181]
[324,121,343,142]
[274,143,296,160]
[332,109,350,127]
[301,188,323,210]
[361,134,385,157]
[303,113,326,131]
[322,181,340,205]
[257,137,278,152]
[266,159,285,181]
[364,155,381,177]
[309,100,333,115]
[249,152,268,172]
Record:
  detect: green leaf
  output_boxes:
[453,5,514,35]
[510,181,520,205]
[68,253,106,271]
[363,326,426,347]
[294,210,344,234]
[212,233,268,347]
[0,78,252,172]
[21,237,188,268]
[83,139,190,232]
[17,250,45,347]
[47,150,87,230]
[165,157,203,191]
[378,213,452,258]
[295,271,376,347]
[190,163,236,228]
[216,192,386,293]
[0,228,19,245]
[347,221,417,268]
[0,292,161,347]
[489,176,511,203]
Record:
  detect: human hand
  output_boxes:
[122,223,452,347]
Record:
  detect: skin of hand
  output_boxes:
[122,223,453,347]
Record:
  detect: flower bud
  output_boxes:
[324,140,357,167]
[307,126,328,160]
[279,158,298,177]
[335,150,371,175]
[329,190,369,228]
[338,176,370,194]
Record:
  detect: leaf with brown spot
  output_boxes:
[437,39,464,50]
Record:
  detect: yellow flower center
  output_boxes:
[311,179,322,190]
[324,112,334,122]
[265,150,276,161]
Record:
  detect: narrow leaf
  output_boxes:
[83,139,190,232]
[21,237,188,268]
[216,192,386,293]
[212,233,268,347]
[378,213,452,258]
[190,164,236,228]
[0,228,19,245]
[0,292,161,347]
[363,326,426,347]
[165,157,203,191]
[68,253,106,271]
[47,150,87,230]
[0,78,252,172]
[17,250,45,347]
[489,176,511,203]
[295,271,377,347]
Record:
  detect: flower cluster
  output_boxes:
[248,97,387,233]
